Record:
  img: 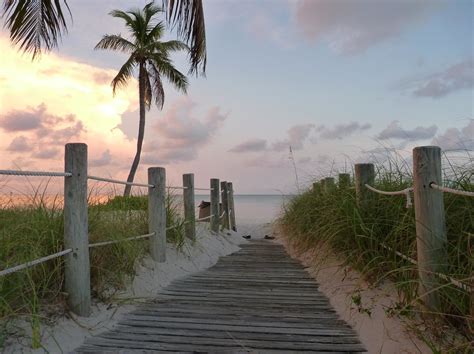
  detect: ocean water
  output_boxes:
[196,194,292,224]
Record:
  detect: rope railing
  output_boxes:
[430,182,474,197]
[89,233,155,248]
[0,169,72,177]
[194,187,213,191]
[168,186,188,190]
[365,184,413,208]
[196,215,214,222]
[88,175,153,188]
[379,242,472,292]
[0,249,73,277]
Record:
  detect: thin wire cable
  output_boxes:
[0,249,72,277]
[88,175,153,188]
[194,187,213,191]
[430,183,474,197]
[0,170,72,177]
[89,233,154,248]
[168,186,188,190]
[379,242,471,292]
[365,184,413,208]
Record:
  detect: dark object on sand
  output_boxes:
[198,200,222,222]
[242,235,251,239]
[264,235,275,240]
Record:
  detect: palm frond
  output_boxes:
[143,67,153,110]
[148,62,165,109]
[109,9,140,36]
[111,56,136,95]
[151,55,188,94]
[146,21,165,41]
[159,39,189,53]
[143,39,188,55]
[3,0,71,59]
[94,34,136,53]
[163,0,206,76]
[142,1,163,27]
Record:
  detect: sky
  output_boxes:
[0,0,472,195]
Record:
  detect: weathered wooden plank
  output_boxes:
[124,314,351,330]
[112,324,360,343]
[133,309,341,322]
[83,336,364,352]
[97,331,365,351]
[119,319,356,336]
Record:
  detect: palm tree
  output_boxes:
[2,0,206,74]
[95,2,189,196]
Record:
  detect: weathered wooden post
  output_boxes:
[320,178,326,192]
[324,177,335,192]
[339,173,351,189]
[312,181,321,194]
[210,178,220,233]
[355,163,375,208]
[183,173,196,240]
[148,167,166,262]
[64,143,91,316]
[228,182,237,231]
[220,181,230,230]
[413,146,448,311]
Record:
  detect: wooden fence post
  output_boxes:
[148,167,166,262]
[324,177,335,192]
[320,178,326,192]
[228,182,237,231]
[210,178,220,233]
[339,173,350,189]
[355,163,375,208]
[220,181,230,230]
[64,143,91,317]
[183,173,195,240]
[413,146,448,311]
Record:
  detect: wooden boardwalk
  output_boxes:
[75,240,365,353]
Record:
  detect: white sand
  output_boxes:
[4,222,269,354]
[276,231,432,354]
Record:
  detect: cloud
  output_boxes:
[229,138,267,153]
[1,103,85,160]
[142,98,228,164]
[90,149,113,167]
[244,154,288,169]
[432,120,474,151]
[377,121,437,141]
[32,148,61,159]
[294,0,438,55]
[0,110,43,132]
[399,59,474,99]
[298,157,311,164]
[318,122,371,140]
[7,136,31,152]
[272,124,314,151]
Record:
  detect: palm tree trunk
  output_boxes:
[124,62,146,197]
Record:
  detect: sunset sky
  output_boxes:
[0,0,472,194]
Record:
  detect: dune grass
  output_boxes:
[281,158,473,352]
[0,189,186,349]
